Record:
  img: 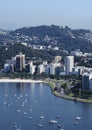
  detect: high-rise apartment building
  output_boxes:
[50,63,56,75]
[38,64,45,74]
[82,73,92,90]
[65,56,74,75]
[15,53,25,72]
[82,73,90,90]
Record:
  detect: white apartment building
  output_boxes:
[65,56,74,75]
[38,64,45,74]
[30,65,36,74]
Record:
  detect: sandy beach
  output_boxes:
[0,78,43,83]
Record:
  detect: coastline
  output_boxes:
[0,78,43,83]
[52,91,92,103]
[46,80,92,103]
[0,78,92,103]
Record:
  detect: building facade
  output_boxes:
[15,53,25,72]
[82,73,92,90]
[65,56,74,75]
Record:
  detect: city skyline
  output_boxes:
[0,0,92,30]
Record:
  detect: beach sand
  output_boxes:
[0,78,43,83]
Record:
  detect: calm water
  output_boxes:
[0,82,92,130]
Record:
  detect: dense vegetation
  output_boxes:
[0,43,65,69]
[0,25,92,70]
[0,25,92,52]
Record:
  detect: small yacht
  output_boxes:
[23,112,27,115]
[40,116,44,119]
[25,99,27,102]
[14,94,17,97]
[13,123,17,128]
[4,102,7,105]
[16,109,21,112]
[38,124,43,127]
[28,116,32,120]
[28,109,32,112]
[49,120,57,124]
[17,97,20,100]
[76,116,82,120]
[57,124,62,128]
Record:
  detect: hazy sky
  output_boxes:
[0,0,92,30]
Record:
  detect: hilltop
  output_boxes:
[0,25,92,69]
[0,25,92,52]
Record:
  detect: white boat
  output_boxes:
[28,109,32,112]
[16,109,21,112]
[49,120,57,124]
[40,116,44,119]
[13,123,17,128]
[4,102,7,105]
[38,124,43,127]
[28,116,32,120]
[23,112,27,115]
[76,116,82,120]
[57,124,62,128]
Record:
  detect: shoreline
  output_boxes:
[0,78,92,103]
[46,80,92,103]
[52,91,92,103]
[0,78,43,83]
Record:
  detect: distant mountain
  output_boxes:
[0,25,92,52]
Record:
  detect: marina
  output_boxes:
[0,82,92,130]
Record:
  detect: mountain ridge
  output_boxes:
[0,25,92,52]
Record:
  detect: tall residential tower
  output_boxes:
[15,53,25,72]
[65,56,74,75]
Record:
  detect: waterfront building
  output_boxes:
[72,67,83,76]
[30,65,36,74]
[26,61,36,74]
[65,56,74,75]
[89,80,92,90]
[82,73,90,90]
[50,63,56,75]
[4,63,14,73]
[15,53,25,72]
[10,64,15,72]
[45,65,50,75]
[38,64,45,74]
[4,64,10,73]
[82,73,92,90]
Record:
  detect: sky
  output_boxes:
[0,0,92,30]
